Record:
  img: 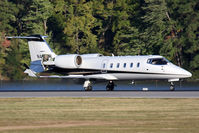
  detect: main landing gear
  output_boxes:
[83,80,92,91]
[170,82,175,91]
[106,81,115,91]
[83,80,115,91]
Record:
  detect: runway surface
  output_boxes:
[0,91,199,98]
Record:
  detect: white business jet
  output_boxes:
[7,35,192,91]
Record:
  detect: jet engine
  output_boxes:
[81,53,103,57]
[54,54,82,69]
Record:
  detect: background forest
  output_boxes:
[0,0,199,80]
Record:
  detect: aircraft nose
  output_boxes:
[170,64,192,78]
[186,71,192,77]
[182,69,192,78]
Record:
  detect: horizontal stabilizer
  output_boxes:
[6,35,48,42]
[24,69,38,77]
[7,36,39,39]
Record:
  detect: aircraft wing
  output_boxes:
[24,69,117,80]
[40,74,118,80]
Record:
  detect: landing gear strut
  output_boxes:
[106,81,115,91]
[170,82,175,91]
[83,80,92,91]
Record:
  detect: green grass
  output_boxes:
[0,98,198,133]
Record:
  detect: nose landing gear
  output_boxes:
[168,79,179,91]
[170,82,175,91]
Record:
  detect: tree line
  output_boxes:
[0,0,199,80]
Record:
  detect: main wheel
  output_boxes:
[106,81,114,91]
[85,86,92,91]
[83,80,92,91]
[106,86,112,91]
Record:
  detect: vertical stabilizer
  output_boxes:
[7,35,56,75]
[27,35,56,62]
[7,35,56,62]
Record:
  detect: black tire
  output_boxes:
[106,86,110,91]
[106,86,114,91]
[85,86,92,91]
[170,85,175,91]
[110,86,114,91]
[88,86,92,91]
[106,81,115,91]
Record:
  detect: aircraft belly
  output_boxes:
[111,73,184,80]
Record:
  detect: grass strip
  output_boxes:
[0,98,198,133]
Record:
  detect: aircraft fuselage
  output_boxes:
[44,54,191,81]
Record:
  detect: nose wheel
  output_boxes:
[170,82,175,91]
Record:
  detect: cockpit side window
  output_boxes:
[147,58,168,65]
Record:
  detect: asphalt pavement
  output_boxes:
[0,91,199,98]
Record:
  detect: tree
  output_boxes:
[92,0,116,54]
[0,0,198,79]
[63,0,98,54]
[3,40,25,80]
[0,0,20,79]
[180,1,199,71]
[0,0,18,34]
[161,0,199,70]
[47,0,68,54]
[22,0,53,35]
[112,0,147,55]
[141,0,171,55]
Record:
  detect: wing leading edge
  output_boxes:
[24,68,117,80]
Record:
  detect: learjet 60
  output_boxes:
[7,35,192,91]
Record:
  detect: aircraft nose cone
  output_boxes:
[170,64,192,78]
[182,69,192,78]
[186,71,192,78]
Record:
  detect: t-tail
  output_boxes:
[7,35,56,77]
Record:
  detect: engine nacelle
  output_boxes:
[81,53,103,57]
[54,54,82,69]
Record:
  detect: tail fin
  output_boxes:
[7,35,56,62]
[7,35,56,75]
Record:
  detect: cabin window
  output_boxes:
[123,63,126,68]
[130,63,133,68]
[137,62,140,68]
[110,63,113,68]
[103,63,106,68]
[117,63,120,68]
[147,58,168,65]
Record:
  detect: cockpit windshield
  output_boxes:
[147,58,168,65]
